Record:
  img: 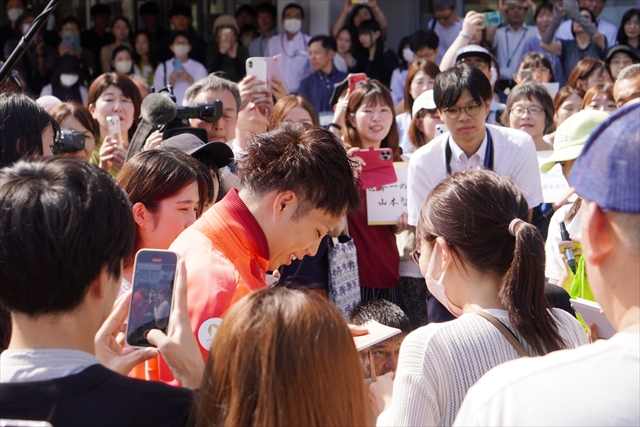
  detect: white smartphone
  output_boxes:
[435,124,449,135]
[125,249,179,348]
[106,115,123,146]
[570,298,617,339]
[246,57,268,97]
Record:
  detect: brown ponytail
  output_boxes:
[417,169,567,354]
[501,221,565,354]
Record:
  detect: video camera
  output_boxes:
[51,129,85,155]
[156,84,223,127]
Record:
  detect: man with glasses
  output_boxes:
[427,0,463,65]
[491,0,538,91]
[455,45,505,124]
[554,0,617,50]
[407,65,542,323]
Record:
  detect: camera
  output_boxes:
[176,102,223,123]
[51,129,85,155]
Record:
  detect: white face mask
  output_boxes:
[172,45,189,58]
[7,8,24,23]
[60,74,79,87]
[402,47,414,63]
[491,67,498,86]
[114,60,132,73]
[20,22,30,35]
[283,18,302,35]
[425,244,463,317]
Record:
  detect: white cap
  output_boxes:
[412,90,436,117]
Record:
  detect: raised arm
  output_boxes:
[332,0,353,38]
[540,3,564,57]
[562,0,606,51]
[368,0,389,38]
[440,11,485,71]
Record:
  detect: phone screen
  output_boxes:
[125,250,178,348]
[483,11,501,27]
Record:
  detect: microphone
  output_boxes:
[126,94,177,161]
[140,93,177,125]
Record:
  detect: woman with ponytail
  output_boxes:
[370,169,587,427]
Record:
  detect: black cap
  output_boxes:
[330,77,349,108]
[158,132,234,169]
[605,45,640,63]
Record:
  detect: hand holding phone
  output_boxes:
[126,250,179,348]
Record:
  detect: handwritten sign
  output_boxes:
[366,163,407,225]
[537,151,570,203]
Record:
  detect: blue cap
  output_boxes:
[570,102,640,213]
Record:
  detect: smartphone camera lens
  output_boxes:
[248,60,253,68]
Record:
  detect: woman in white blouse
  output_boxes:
[370,169,588,426]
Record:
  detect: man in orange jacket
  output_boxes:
[159,122,361,382]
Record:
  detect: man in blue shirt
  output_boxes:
[298,35,347,125]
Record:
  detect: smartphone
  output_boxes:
[61,32,80,51]
[348,73,367,92]
[483,11,501,27]
[435,124,449,135]
[172,58,183,72]
[351,0,369,3]
[520,69,532,80]
[106,115,123,146]
[246,57,268,97]
[125,250,179,348]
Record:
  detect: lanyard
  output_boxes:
[445,130,494,175]
[505,28,528,69]
[280,33,308,58]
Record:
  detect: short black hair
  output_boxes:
[256,2,277,18]
[139,1,160,16]
[90,3,110,16]
[58,15,81,32]
[0,157,134,316]
[282,3,304,19]
[169,4,191,18]
[350,299,412,334]
[170,30,191,45]
[433,0,456,11]
[534,1,553,21]
[309,35,337,52]
[235,4,256,18]
[409,29,439,53]
[236,122,361,218]
[434,65,493,110]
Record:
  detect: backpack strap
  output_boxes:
[476,311,530,357]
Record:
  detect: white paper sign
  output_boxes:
[366,163,408,225]
[537,151,570,203]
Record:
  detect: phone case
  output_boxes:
[106,116,122,144]
[348,73,367,92]
[358,147,397,190]
[173,59,183,72]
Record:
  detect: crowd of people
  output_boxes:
[0,0,639,426]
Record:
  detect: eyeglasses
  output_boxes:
[410,249,421,267]
[442,104,482,119]
[510,106,543,117]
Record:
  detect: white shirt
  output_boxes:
[153,58,208,106]
[396,112,414,155]
[407,124,544,226]
[378,308,588,427]
[555,17,619,50]
[39,84,88,106]
[1,348,100,383]
[545,202,582,282]
[333,53,348,74]
[454,332,640,426]
[264,31,311,93]
[390,68,409,106]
